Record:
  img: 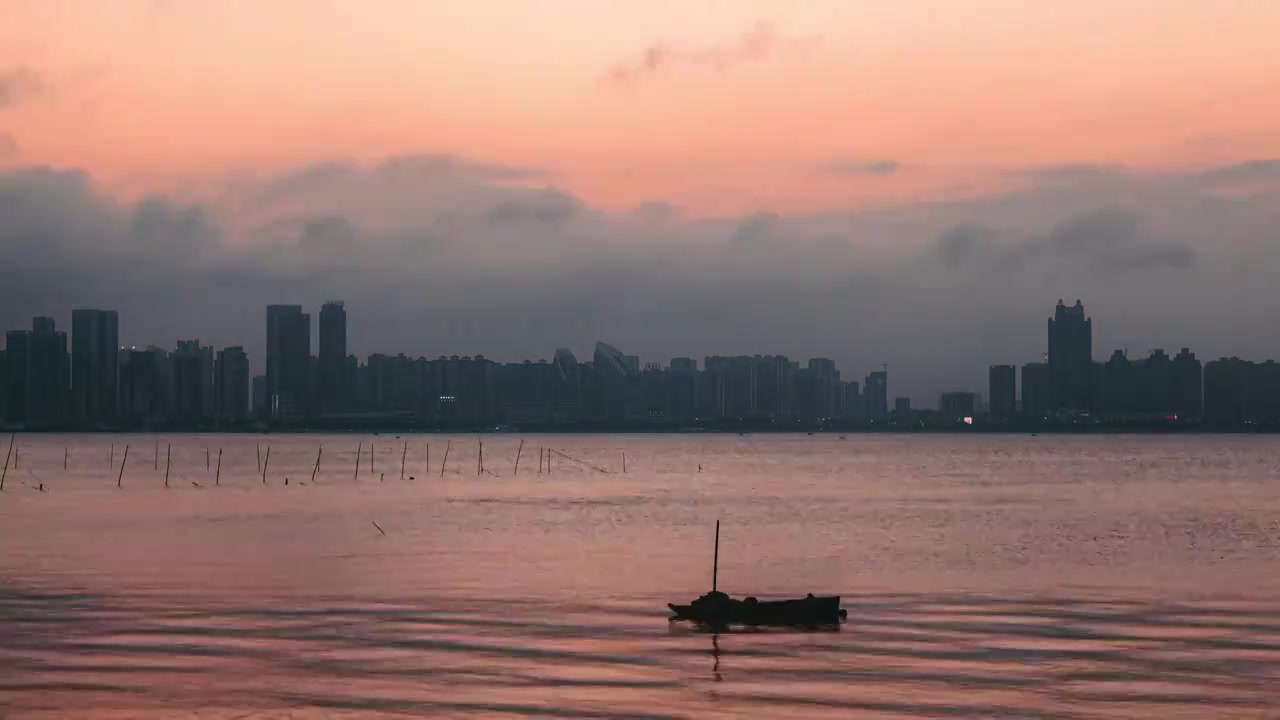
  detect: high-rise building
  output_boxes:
[252,375,267,417]
[550,348,584,420]
[988,365,1017,419]
[265,305,311,421]
[4,331,29,424]
[1171,348,1203,420]
[172,340,214,422]
[594,341,640,419]
[215,346,250,421]
[864,370,888,419]
[319,301,348,414]
[5,317,70,428]
[1047,299,1093,412]
[669,357,697,373]
[842,381,861,418]
[1021,362,1051,417]
[71,309,119,424]
[808,358,839,419]
[940,391,977,420]
[118,348,162,422]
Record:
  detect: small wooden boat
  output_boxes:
[667,521,847,630]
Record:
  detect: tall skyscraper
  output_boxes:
[864,370,888,419]
[173,340,214,421]
[118,348,162,422]
[1021,362,1051,417]
[266,305,311,421]
[808,358,839,419]
[1047,299,1093,412]
[71,309,119,424]
[319,301,348,413]
[6,317,70,427]
[1171,348,1203,420]
[4,330,30,424]
[988,365,1017,419]
[215,346,250,421]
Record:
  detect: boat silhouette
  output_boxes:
[667,521,847,630]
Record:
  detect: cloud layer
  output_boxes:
[2,156,1279,402]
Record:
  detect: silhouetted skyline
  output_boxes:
[2,299,1278,430]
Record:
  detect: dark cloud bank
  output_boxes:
[2,156,1279,403]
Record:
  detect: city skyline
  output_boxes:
[2,298,1277,430]
[3,295,1276,408]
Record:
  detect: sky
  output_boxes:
[2,0,1280,403]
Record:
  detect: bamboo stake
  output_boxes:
[262,446,270,484]
[425,443,430,476]
[256,443,261,472]
[354,442,361,480]
[538,447,543,474]
[154,439,159,470]
[110,443,114,468]
[441,440,450,477]
[312,446,322,483]
[370,442,374,473]
[164,444,172,488]
[400,441,407,480]
[622,451,627,473]
[215,448,222,486]
[64,447,68,470]
[117,445,129,488]
[477,440,483,476]
[206,447,210,471]
[0,434,14,492]
[514,439,525,475]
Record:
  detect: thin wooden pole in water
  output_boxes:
[370,442,374,473]
[354,442,361,480]
[215,448,222,486]
[256,444,261,473]
[513,439,524,475]
[400,441,407,480]
[109,443,114,468]
[441,440,450,477]
[477,440,483,476]
[312,446,322,483]
[206,447,210,471]
[117,445,129,488]
[713,520,720,593]
[1,434,14,492]
[154,439,159,470]
[164,443,172,488]
[425,443,429,476]
[64,447,68,470]
[538,447,543,474]
[622,451,626,474]
[262,446,270,484]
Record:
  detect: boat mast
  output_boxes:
[712,520,720,592]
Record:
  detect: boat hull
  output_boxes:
[668,594,846,629]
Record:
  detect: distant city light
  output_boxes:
[963,417,973,425]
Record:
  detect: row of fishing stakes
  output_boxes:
[0,438,630,491]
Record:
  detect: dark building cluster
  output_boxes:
[982,299,1279,428]
[2,298,1277,430]
[256,302,893,429]
[3,310,249,430]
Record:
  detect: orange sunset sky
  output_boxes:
[4,0,1280,215]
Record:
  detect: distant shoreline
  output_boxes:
[4,422,1279,435]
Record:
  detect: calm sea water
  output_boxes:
[1,433,1279,718]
